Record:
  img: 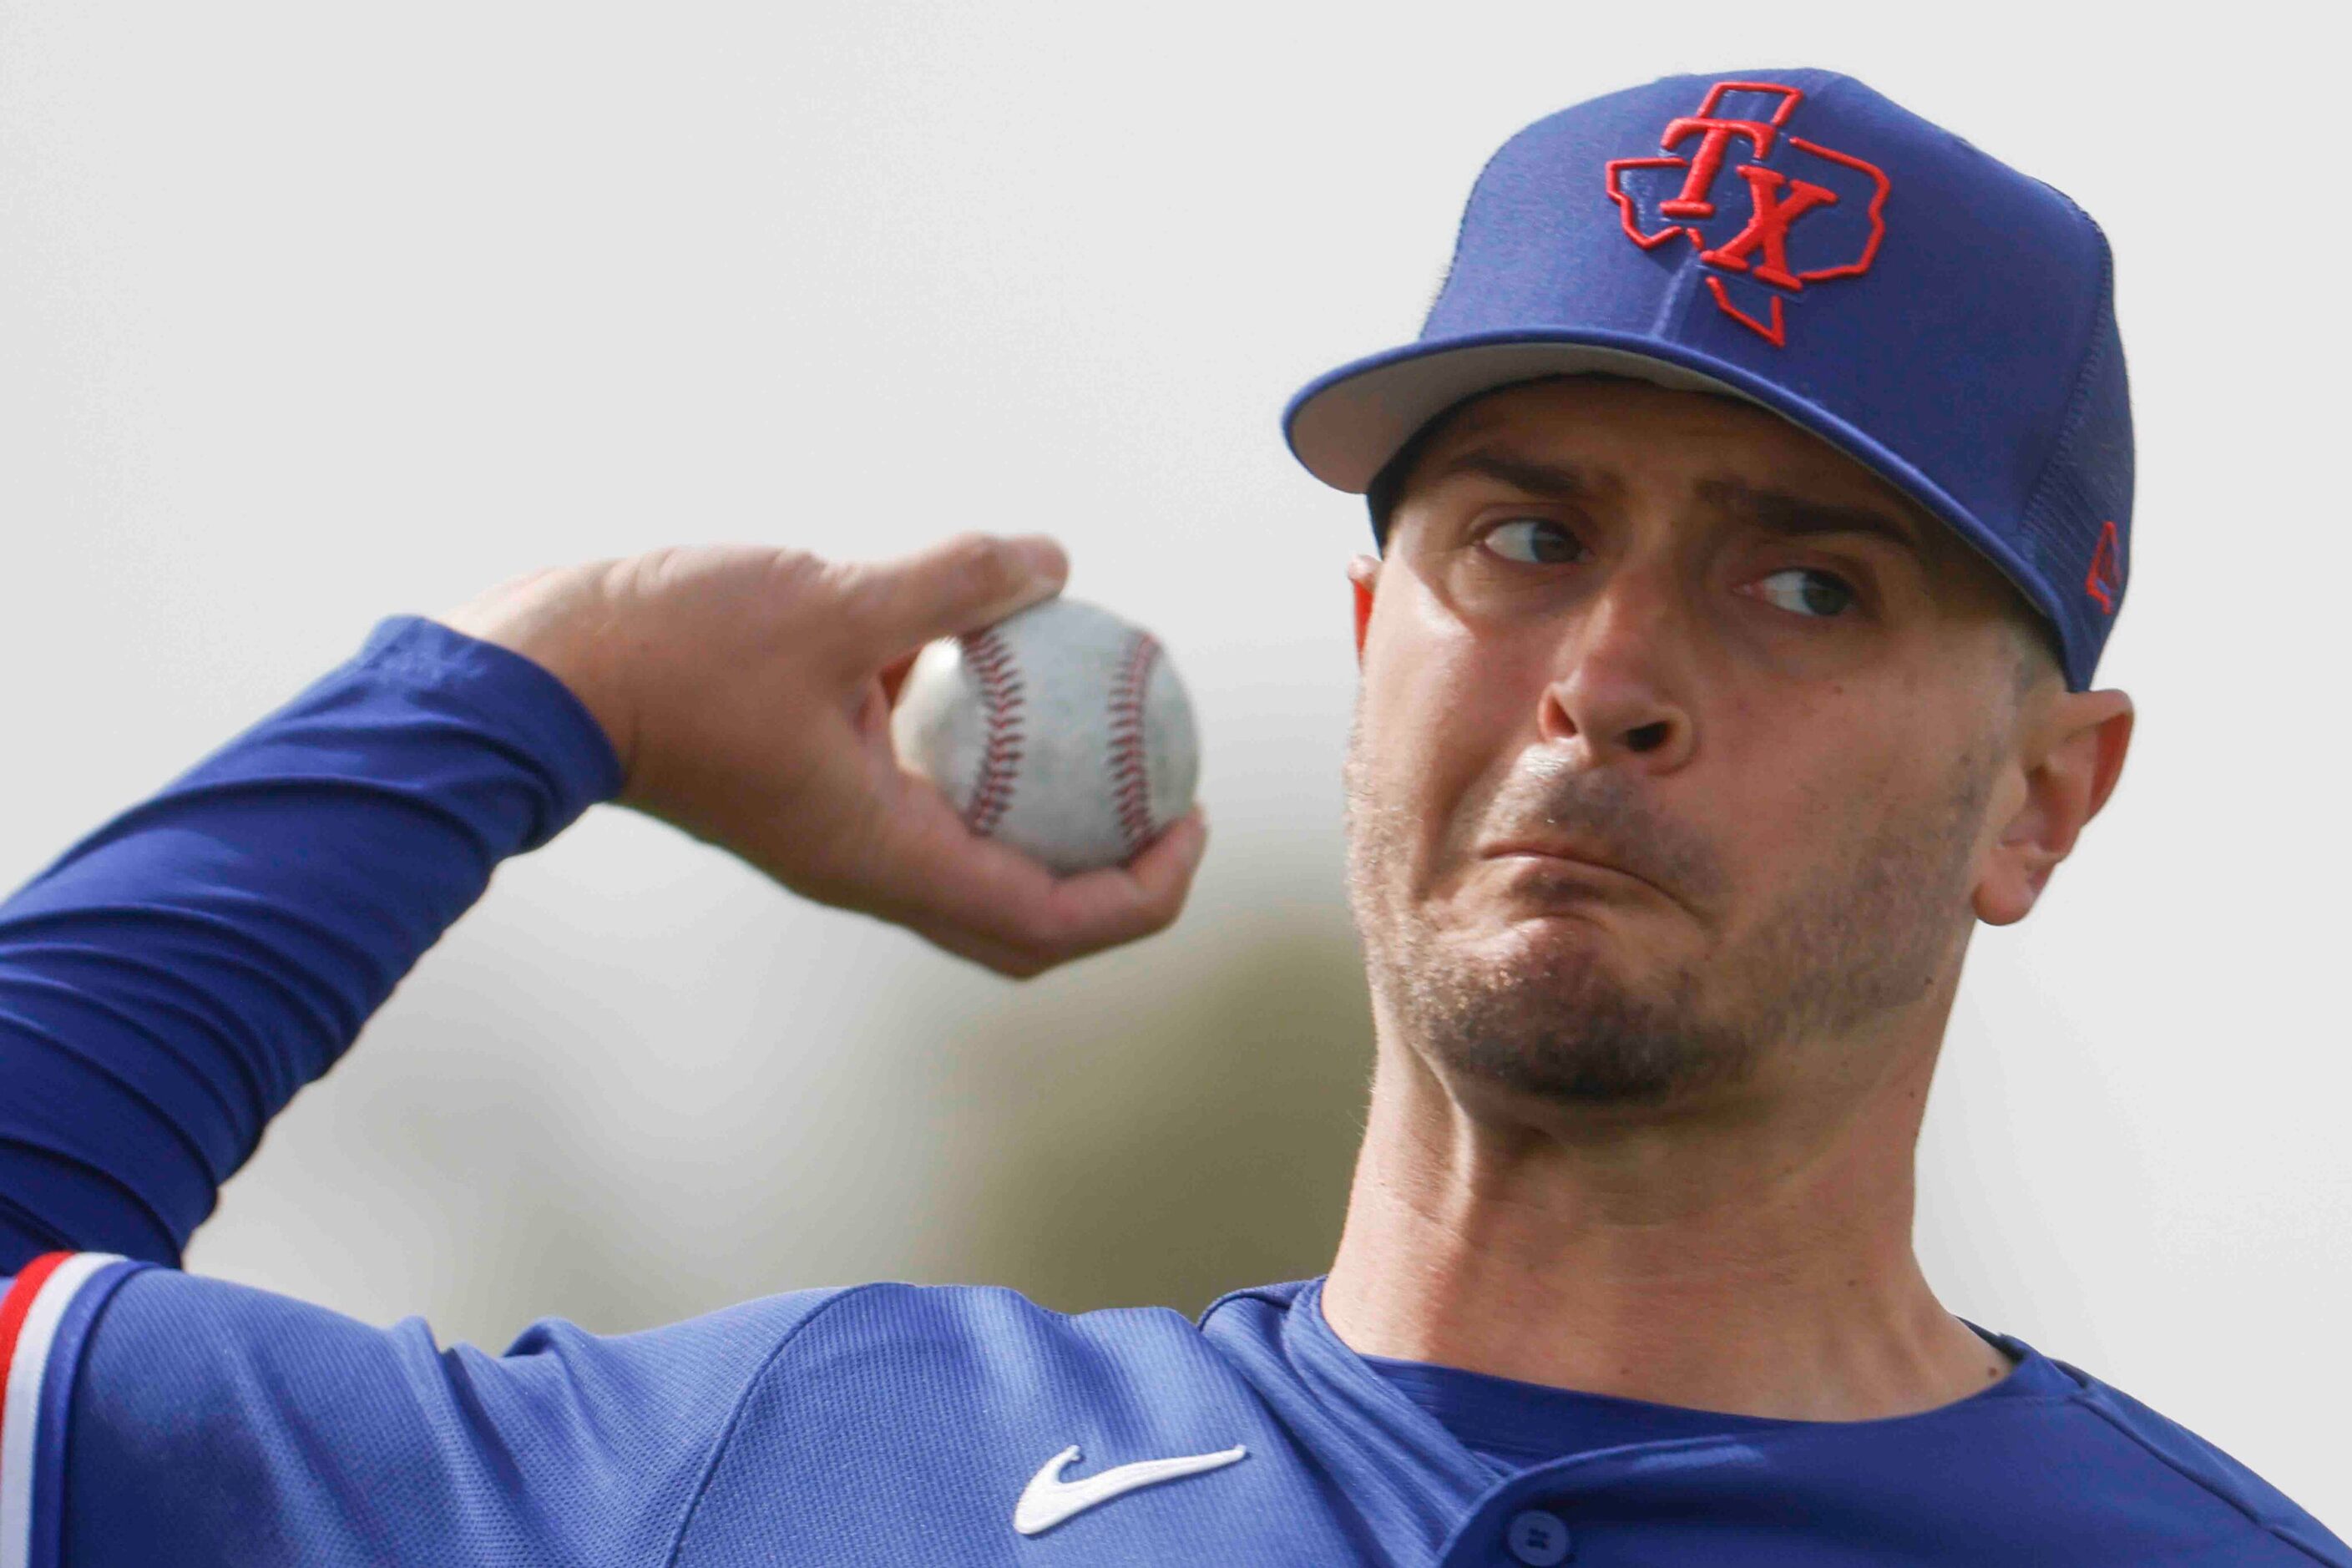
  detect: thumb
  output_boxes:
[845,532,1069,654]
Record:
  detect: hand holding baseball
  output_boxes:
[435,534,1208,978]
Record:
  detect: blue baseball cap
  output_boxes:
[1283,69,2131,690]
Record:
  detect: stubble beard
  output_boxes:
[1343,717,1998,1109]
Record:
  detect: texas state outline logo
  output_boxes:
[1604,81,1891,347]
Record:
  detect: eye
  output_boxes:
[1479,518,1583,565]
[1753,567,1857,619]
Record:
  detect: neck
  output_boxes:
[1320,1014,2009,1422]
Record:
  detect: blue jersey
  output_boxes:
[0,617,2341,1565]
[0,1257,2343,1565]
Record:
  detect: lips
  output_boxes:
[1481,840,1628,873]
[1478,841,1658,900]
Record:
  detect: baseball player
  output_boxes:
[0,66,2342,1566]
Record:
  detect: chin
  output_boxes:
[1398,911,1744,1109]
[1449,920,1633,1013]
[1461,897,1650,974]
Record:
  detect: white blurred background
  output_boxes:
[1,0,2344,1528]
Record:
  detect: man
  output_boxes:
[0,66,2339,1566]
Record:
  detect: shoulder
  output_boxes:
[5,1255,875,1568]
[2035,1350,2349,1565]
[743,1277,1232,1388]
[670,1282,1276,1553]
[745,1277,1325,1397]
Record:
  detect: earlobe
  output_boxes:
[1973,690,2134,926]
[1348,554,1379,665]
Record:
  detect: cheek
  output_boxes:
[1358,584,1553,842]
[1712,686,1959,880]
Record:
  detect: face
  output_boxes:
[1343,376,2045,1113]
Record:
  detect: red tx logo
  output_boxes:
[1604,82,1890,347]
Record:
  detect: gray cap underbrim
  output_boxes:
[1285,338,1771,494]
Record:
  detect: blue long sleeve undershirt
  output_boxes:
[0,615,624,1271]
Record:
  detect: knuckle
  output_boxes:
[995,922,1061,970]
[827,553,903,628]
[631,544,687,584]
[601,546,684,609]
[764,544,829,594]
[1115,884,1181,944]
[963,923,1052,979]
[767,549,846,625]
[999,916,1080,974]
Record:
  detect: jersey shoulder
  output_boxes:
[669,1280,1322,1565]
[2049,1354,2350,1565]
[4,1254,867,1568]
[727,1277,1232,1414]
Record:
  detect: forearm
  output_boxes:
[0,615,623,1269]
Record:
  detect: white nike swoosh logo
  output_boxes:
[1012,1442,1249,1536]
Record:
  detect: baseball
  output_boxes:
[890,595,1200,875]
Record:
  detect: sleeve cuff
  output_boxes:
[353,615,629,826]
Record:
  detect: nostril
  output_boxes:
[1625,721,1672,754]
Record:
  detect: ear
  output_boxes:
[1974,688,2134,926]
[1348,554,1379,665]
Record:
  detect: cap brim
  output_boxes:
[1285,335,1774,493]
[1282,328,2063,685]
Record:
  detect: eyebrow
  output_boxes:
[1411,447,1934,564]
[1414,448,1600,501]
[1696,478,1930,561]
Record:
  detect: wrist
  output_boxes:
[433,563,639,788]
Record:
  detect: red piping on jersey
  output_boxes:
[0,1252,71,1431]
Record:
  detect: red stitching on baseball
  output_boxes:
[959,627,1026,837]
[1106,632,1161,856]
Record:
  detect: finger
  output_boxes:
[906,852,1196,977]
[887,803,1211,974]
[903,918,1058,980]
[841,532,1069,655]
[1044,811,1211,960]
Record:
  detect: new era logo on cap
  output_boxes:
[1604,81,1890,347]
[2086,520,2124,615]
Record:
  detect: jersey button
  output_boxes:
[1505,1507,1572,1565]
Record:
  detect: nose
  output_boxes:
[1537,569,1697,772]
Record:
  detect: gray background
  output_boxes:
[2,0,2344,1527]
